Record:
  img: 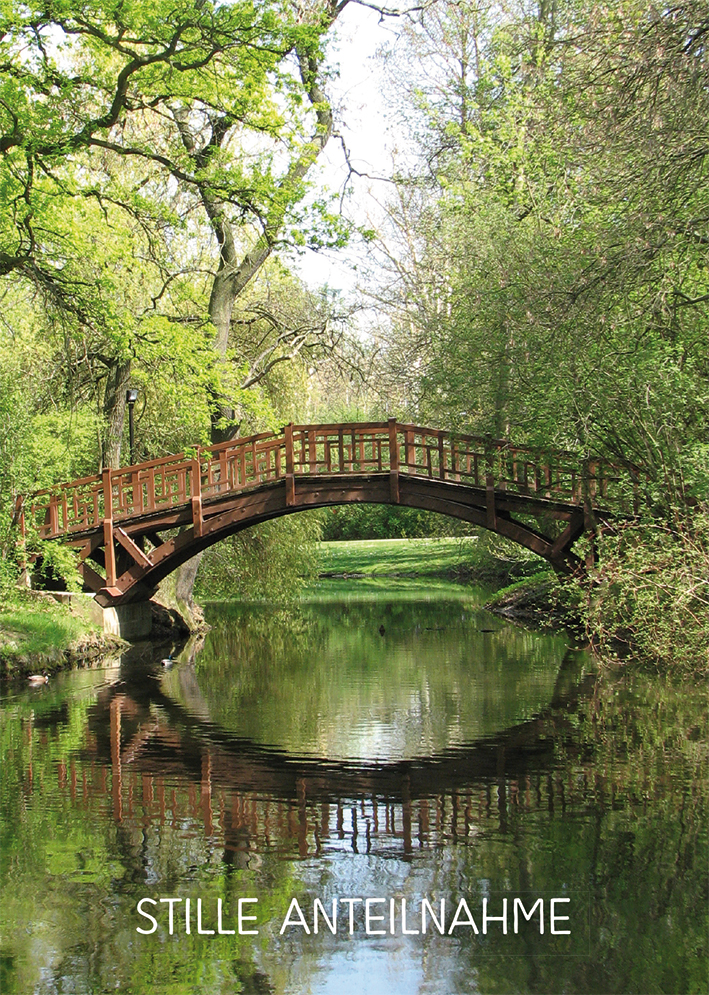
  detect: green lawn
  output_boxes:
[317,537,481,578]
[0,591,99,674]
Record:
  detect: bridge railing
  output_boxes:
[30,450,205,539]
[290,422,391,474]
[392,423,635,508]
[27,420,636,541]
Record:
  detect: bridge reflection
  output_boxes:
[42,652,600,863]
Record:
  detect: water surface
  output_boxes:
[0,585,706,994]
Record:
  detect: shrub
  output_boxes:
[195,512,324,602]
[581,513,709,673]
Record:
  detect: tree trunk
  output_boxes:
[172,42,337,618]
[174,553,206,631]
[101,358,131,469]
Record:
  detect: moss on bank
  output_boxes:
[0,590,124,678]
[484,570,583,632]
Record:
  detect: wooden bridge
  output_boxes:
[21,420,636,607]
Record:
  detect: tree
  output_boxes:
[357,0,709,662]
[368,0,709,508]
[1,0,350,461]
[1,0,363,611]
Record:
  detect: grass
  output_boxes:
[484,569,557,605]
[0,588,100,674]
[303,575,489,603]
[317,536,483,578]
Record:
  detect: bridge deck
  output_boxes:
[17,420,637,604]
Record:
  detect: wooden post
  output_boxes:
[191,456,203,537]
[284,423,296,506]
[49,496,59,537]
[147,467,156,511]
[405,429,415,470]
[438,431,446,480]
[220,449,228,493]
[485,444,496,530]
[133,470,144,515]
[388,418,399,503]
[308,429,316,472]
[102,467,116,588]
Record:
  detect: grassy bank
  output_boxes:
[0,589,120,678]
[315,539,583,637]
[317,535,541,582]
[484,570,581,631]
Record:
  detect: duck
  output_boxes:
[28,672,49,685]
[160,655,174,668]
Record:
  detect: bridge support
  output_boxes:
[102,601,153,640]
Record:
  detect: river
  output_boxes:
[0,583,706,994]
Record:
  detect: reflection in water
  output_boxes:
[0,594,706,995]
[89,662,591,859]
[164,599,569,761]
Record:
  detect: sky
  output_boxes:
[293,3,409,293]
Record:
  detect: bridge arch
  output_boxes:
[24,420,631,606]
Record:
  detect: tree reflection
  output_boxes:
[0,617,706,994]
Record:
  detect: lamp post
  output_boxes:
[126,389,138,465]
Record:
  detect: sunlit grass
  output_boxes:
[317,537,480,578]
[0,591,92,666]
[302,575,490,604]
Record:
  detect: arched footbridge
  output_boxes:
[21,420,638,607]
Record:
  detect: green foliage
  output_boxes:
[368,0,709,664]
[196,512,324,603]
[580,513,709,672]
[376,0,709,493]
[0,0,348,468]
[30,541,82,594]
[0,349,101,582]
[320,504,460,541]
[0,353,32,511]
[23,410,100,491]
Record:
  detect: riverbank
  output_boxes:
[0,588,197,678]
[0,589,125,678]
[484,571,582,632]
[317,536,540,583]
